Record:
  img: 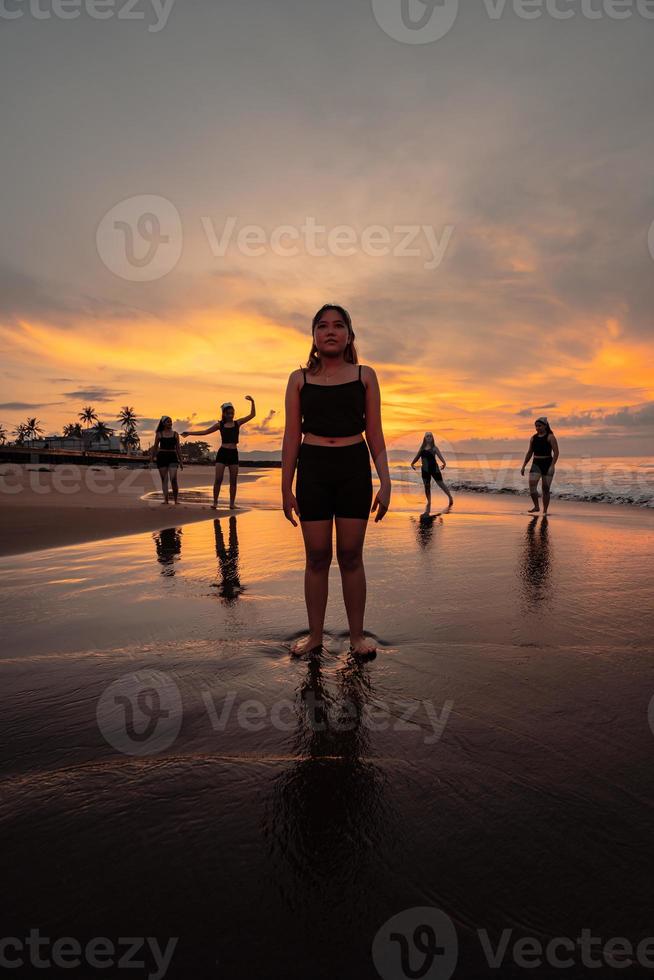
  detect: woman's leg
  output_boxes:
[158,466,170,504]
[335,517,375,656]
[228,464,238,508]
[422,476,432,515]
[291,519,333,656]
[438,479,454,507]
[528,471,541,512]
[213,462,226,508]
[542,470,554,514]
[169,464,179,504]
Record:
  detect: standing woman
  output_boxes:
[151,416,183,505]
[282,304,391,658]
[183,396,256,509]
[411,431,454,514]
[521,416,559,515]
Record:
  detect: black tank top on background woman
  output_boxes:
[532,433,552,457]
[158,434,177,449]
[300,365,366,438]
[219,420,239,444]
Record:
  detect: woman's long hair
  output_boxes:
[304,304,359,374]
[420,431,436,452]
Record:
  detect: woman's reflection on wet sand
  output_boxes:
[262,653,395,913]
[212,516,243,603]
[152,527,183,575]
[519,516,553,612]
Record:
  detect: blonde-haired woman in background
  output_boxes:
[411,431,453,515]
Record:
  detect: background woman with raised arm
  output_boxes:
[281,304,391,659]
[521,416,559,515]
[183,396,255,509]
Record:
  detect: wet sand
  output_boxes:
[1,469,653,978]
[0,464,258,557]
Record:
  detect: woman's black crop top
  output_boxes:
[219,420,239,444]
[300,366,366,438]
[532,433,552,457]
[158,433,177,449]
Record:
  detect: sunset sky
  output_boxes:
[1,0,652,456]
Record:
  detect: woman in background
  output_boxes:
[521,416,559,515]
[282,304,391,659]
[411,431,453,514]
[183,396,256,509]
[151,416,183,505]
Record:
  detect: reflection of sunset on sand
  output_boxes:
[1,487,652,975]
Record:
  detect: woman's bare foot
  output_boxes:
[349,635,377,657]
[161,500,169,505]
[290,634,323,657]
[528,506,540,513]
[210,503,218,510]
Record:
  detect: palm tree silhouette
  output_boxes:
[91,421,112,442]
[117,406,140,452]
[24,418,44,441]
[63,423,83,438]
[13,423,28,445]
[79,405,98,428]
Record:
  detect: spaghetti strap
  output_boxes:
[302,369,306,384]
[358,365,362,381]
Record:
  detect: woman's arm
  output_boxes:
[549,435,559,468]
[236,395,256,426]
[182,422,220,437]
[175,431,183,467]
[281,372,302,525]
[411,449,421,467]
[150,432,160,461]
[433,444,447,467]
[363,366,391,521]
[521,436,534,474]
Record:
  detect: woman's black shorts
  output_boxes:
[156,451,179,468]
[422,464,443,486]
[296,441,373,522]
[216,447,239,466]
[530,458,553,476]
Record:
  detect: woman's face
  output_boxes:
[162,417,172,428]
[223,407,235,421]
[313,309,350,356]
[534,421,547,435]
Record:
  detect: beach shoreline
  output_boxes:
[0,464,262,558]
[1,462,653,559]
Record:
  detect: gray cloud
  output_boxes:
[63,387,129,402]
[0,401,64,410]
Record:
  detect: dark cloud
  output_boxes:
[556,403,654,432]
[516,403,558,417]
[0,401,64,410]
[62,387,129,402]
